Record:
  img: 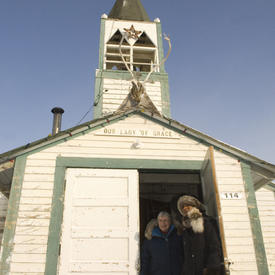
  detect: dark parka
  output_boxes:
[140,225,183,275]
[181,216,222,275]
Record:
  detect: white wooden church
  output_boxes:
[0,0,275,274]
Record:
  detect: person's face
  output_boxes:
[158,216,171,233]
[182,205,193,216]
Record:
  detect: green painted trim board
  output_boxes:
[160,78,171,117]
[156,22,165,73]
[93,73,104,118]
[241,162,269,275]
[98,18,106,70]
[0,156,26,275]
[44,165,66,275]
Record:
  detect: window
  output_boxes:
[105,30,157,73]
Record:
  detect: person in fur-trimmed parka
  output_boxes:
[177,195,222,275]
[140,211,183,275]
[144,196,222,275]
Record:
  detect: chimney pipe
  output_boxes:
[51,107,64,135]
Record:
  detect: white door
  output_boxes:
[58,168,140,275]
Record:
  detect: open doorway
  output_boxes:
[139,169,202,243]
[139,168,226,275]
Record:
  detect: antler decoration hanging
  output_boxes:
[143,33,171,84]
[119,26,172,105]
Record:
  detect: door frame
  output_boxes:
[45,157,203,275]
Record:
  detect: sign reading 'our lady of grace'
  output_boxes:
[95,127,180,139]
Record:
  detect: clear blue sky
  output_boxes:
[0,0,275,164]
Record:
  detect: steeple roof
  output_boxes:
[108,0,151,22]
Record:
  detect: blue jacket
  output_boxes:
[140,225,183,275]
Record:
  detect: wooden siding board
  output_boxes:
[222,214,251,222]
[24,159,56,167]
[18,204,51,212]
[12,244,47,254]
[215,178,245,185]
[24,167,55,174]
[11,253,46,264]
[16,219,50,227]
[15,226,49,236]
[9,262,45,273]
[20,190,53,198]
[18,211,51,220]
[23,174,54,182]
[225,229,253,238]
[21,182,54,190]
[42,147,207,158]
[58,153,205,161]
[27,153,58,160]
[13,235,48,245]
[18,197,52,205]
[56,140,207,151]
[218,184,247,192]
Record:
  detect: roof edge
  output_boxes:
[1,110,274,178]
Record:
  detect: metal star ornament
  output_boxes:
[123,25,142,39]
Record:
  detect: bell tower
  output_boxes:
[93,0,171,118]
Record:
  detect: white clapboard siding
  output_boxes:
[8,115,257,274]
[256,187,275,274]
[102,79,162,113]
[0,192,8,251]
[213,150,258,274]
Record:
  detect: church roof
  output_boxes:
[108,0,151,22]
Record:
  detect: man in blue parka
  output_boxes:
[140,211,183,275]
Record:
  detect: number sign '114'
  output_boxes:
[221,192,243,199]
